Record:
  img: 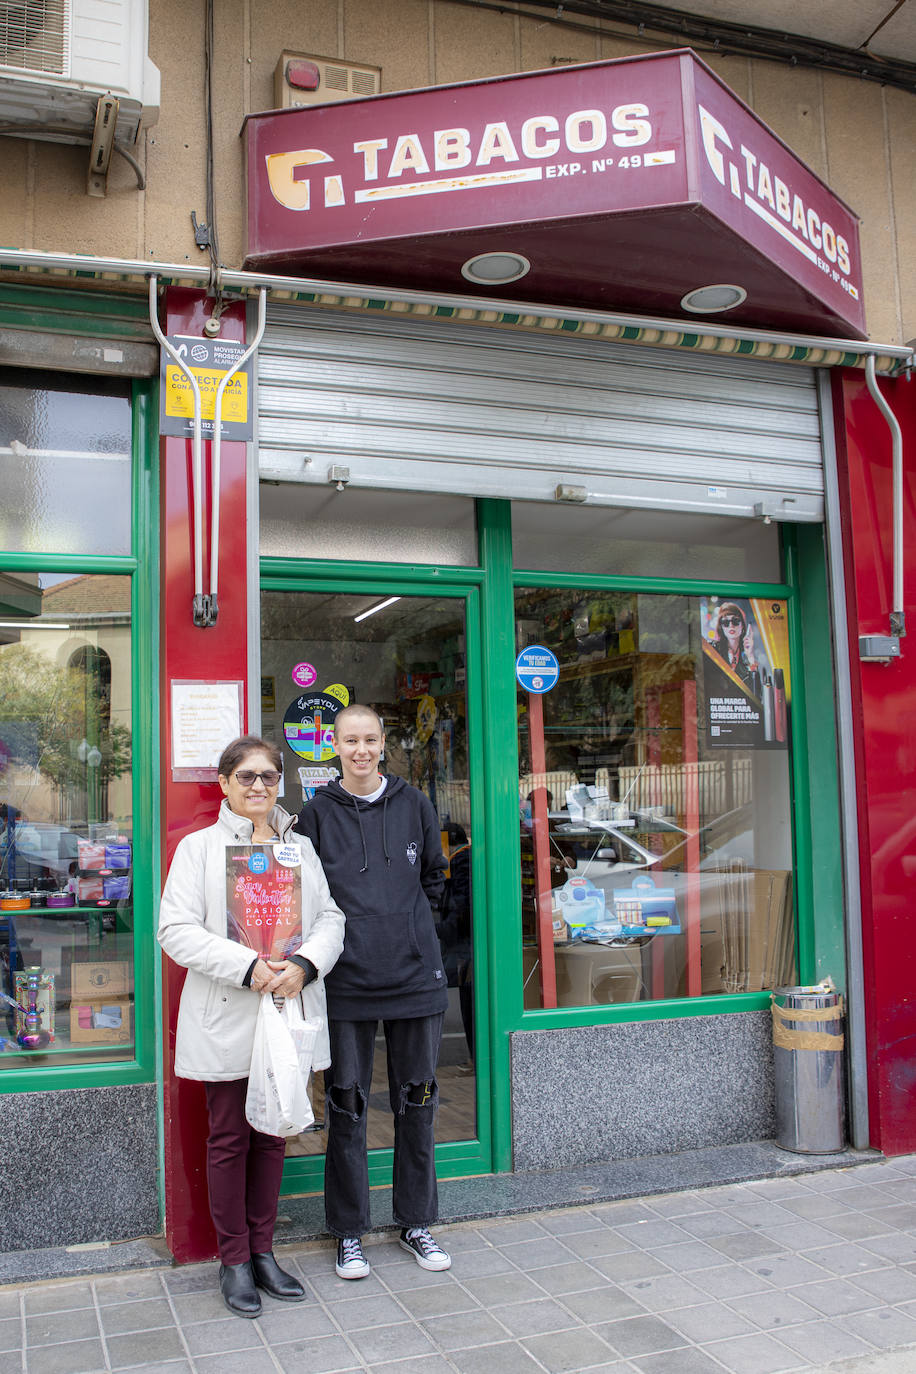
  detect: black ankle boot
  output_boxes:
[251,1251,306,1300]
[219,1261,262,1317]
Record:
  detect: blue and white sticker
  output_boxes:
[515,644,560,694]
[247,851,269,874]
[274,843,302,868]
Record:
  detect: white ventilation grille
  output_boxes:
[273,51,381,109]
[0,0,70,76]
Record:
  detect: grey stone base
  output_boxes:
[0,1083,160,1252]
[511,1010,777,1170]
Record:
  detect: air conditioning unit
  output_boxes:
[273,52,380,110]
[0,0,160,145]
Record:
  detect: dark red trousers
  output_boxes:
[204,1078,286,1265]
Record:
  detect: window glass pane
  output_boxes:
[260,484,478,566]
[512,503,781,581]
[517,587,796,1009]
[0,370,131,555]
[0,572,134,1067]
[260,588,476,1155]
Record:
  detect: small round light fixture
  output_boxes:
[680,283,747,314]
[461,251,531,285]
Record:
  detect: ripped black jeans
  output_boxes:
[324,1013,444,1238]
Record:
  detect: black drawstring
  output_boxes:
[382,794,391,867]
[350,792,370,873]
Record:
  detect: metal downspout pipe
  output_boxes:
[147,277,267,626]
[864,355,906,641]
[147,275,207,625]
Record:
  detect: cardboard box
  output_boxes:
[71,960,131,1000]
[69,996,132,1045]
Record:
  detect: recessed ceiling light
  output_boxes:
[461,251,531,285]
[681,284,747,313]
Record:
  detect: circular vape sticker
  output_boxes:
[274,843,302,868]
[324,683,350,706]
[292,662,317,689]
[283,692,343,762]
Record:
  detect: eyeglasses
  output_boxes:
[234,769,281,787]
[719,615,744,628]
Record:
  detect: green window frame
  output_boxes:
[0,326,159,1093]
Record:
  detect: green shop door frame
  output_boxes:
[260,561,494,1193]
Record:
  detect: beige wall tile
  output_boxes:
[433,3,517,84]
[821,73,897,342]
[249,0,340,113]
[343,0,431,92]
[518,12,601,71]
[746,61,827,179]
[145,0,208,264]
[886,87,916,344]
[0,139,33,249]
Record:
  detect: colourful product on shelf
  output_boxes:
[12,967,54,1048]
[77,839,106,870]
[102,873,131,901]
[46,892,76,908]
[613,875,681,935]
[553,876,606,932]
[77,876,104,904]
[0,894,30,911]
[104,840,132,869]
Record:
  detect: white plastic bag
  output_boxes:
[245,995,320,1136]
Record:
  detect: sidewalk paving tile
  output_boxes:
[773,1319,877,1363]
[106,1327,186,1368]
[703,1331,804,1374]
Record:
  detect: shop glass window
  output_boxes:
[260,484,478,566]
[0,572,134,1067]
[517,588,796,1010]
[0,370,132,556]
[511,502,781,582]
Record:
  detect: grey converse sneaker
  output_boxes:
[335,1236,370,1279]
[399,1227,451,1271]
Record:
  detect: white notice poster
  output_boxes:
[171,680,244,780]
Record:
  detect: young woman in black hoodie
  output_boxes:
[296,704,452,1279]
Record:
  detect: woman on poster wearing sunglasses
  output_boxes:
[158,735,344,1318]
[711,602,760,692]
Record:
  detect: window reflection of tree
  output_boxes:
[68,647,111,824]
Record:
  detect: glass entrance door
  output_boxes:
[259,584,481,1175]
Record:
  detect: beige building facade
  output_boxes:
[0,0,913,345]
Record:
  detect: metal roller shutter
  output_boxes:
[256,305,824,522]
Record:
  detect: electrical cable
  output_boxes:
[445,0,916,95]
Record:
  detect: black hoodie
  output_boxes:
[296,776,449,1020]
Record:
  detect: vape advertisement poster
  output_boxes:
[700,597,791,749]
[225,844,303,960]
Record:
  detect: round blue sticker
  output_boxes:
[247,851,269,874]
[515,645,560,694]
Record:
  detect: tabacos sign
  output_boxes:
[690,61,863,319]
[263,101,665,215]
[243,50,865,336]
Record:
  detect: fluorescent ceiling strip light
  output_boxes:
[0,621,70,629]
[354,596,401,623]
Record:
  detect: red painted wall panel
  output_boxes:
[159,288,250,1262]
[832,368,916,1155]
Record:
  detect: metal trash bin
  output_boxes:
[771,985,846,1154]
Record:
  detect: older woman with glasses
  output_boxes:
[158,735,344,1317]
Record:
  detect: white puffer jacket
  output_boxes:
[158,800,345,1081]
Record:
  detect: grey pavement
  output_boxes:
[4,1153,916,1374]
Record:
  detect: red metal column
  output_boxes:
[159,287,251,1263]
[528,692,558,1008]
[831,368,916,1156]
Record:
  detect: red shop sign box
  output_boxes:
[243,49,865,339]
